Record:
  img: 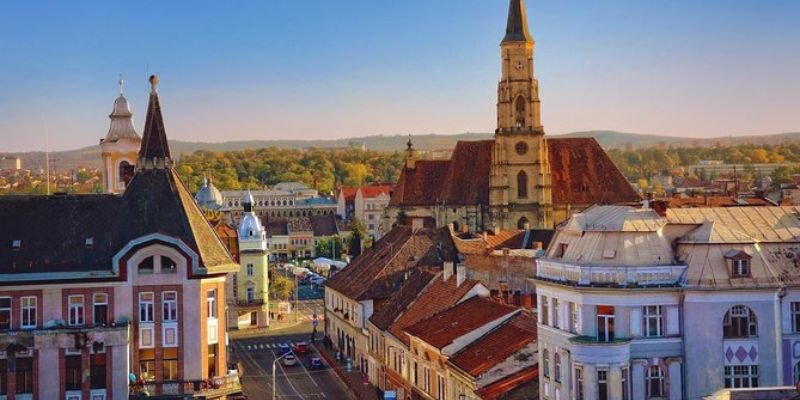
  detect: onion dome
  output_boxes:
[238,190,264,240]
[103,78,140,143]
[195,176,224,211]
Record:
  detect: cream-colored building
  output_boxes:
[232,191,270,329]
[99,79,141,193]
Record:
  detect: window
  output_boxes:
[552,298,560,329]
[246,263,254,276]
[792,302,800,333]
[413,361,419,386]
[91,353,106,389]
[139,292,154,323]
[138,256,154,274]
[68,295,85,326]
[597,305,615,342]
[597,370,608,400]
[163,292,178,322]
[16,357,33,394]
[724,365,758,388]
[161,256,177,273]
[723,305,757,338]
[93,293,108,326]
[622,367,630,400]
[437,374,445,400]
[732,259,750,277]
[646,365,665,398]
[515,96,526,127]
[139,349,156,381]
[570,302,579,333]
[795,362,800,386]
[246,286,255,302]
[574,367,584,400]
[208,344,218,378]
[0,298,11,330]
[542,348,549,377]
[66,355,82,390]
[207,289,218,318]
[643,306,664,337]
[163,348,179,381]
[0,359,6,395]
[423,366,431,393]
[540,296,549,326]
[554,352,561,382]
[20,296,36,329]
[517,170,528,199]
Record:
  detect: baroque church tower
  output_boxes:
[489,0,553,229]
[100,78,141,193]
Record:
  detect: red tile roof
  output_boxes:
[450,311,537,377]
[339,187,358,202]
[360,185,393,199]
[368,268,440,330]
[475,365,538,400]
[389,138,640,208]
[405,296,517,350]
[387,275,482,346]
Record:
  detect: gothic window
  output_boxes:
[723,305,757,338]
[515,96,526,127]
[517,170,528,199]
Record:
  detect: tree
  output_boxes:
[347,219,368,258]
[315,236,344,259]
[270,275,295,301]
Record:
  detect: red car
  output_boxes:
[293,342,310,354]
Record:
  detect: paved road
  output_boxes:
[232,333,353,399]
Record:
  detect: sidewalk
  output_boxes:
[314,342,383,400]
[227,316,304,340]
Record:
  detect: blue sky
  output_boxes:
[1,0,799,152]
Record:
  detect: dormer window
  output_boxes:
[138,256,154,274]
[11,240,21,251]
[725,250,752,278]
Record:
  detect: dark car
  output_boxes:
[293,341,309,354]
[310,357,325,370]
[278,343,291,356]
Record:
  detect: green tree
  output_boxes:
[347,219,368,258]
[315,236,345,259]
[270,274,295,301]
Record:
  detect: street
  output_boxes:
[231,298,356,399]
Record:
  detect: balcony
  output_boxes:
[536,259,686,287]
[235,297,267,307]
[568,335,631,364]
[129,372,242,399]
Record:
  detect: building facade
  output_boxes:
[99,79,141,194]
[336,185,393,240]
[230,192,269,329]
[535,205,800,399]
[0,76,241,400]
[385,0,640,232]
[222,182,336,224]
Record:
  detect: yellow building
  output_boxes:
[100,79,141,193]
[234,191,270,328]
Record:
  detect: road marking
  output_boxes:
[272,348,306,400]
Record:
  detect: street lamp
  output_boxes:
[272,350,294,400]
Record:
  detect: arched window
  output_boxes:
[542,349,549,377]
[138,256,154,274]
[161,256,177,273]
[119,161,134,187]
[517,216,530,230]
[452,221,460,232]
[515,96,526,127]
[517,170,528,199]
[646,366,665,398]
[553,352,561,383]
[723,305,757,338]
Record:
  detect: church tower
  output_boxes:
[489,0,552,229]
[100,78,141,193]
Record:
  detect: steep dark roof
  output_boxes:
[368,268,440,331]
[0,80,237,283]
[263,218,289,237]
[311,214,339,236]
[325,226,458,301]
[389,138,640,210]
[502,0,533,44]
[138,78,171,161]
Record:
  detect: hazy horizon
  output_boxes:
[2,1,799,152]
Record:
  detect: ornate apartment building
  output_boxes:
[0,76,241,400]
[536,205,800,399]
[386,0,639,232]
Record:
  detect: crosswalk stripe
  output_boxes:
[246,345,251,350]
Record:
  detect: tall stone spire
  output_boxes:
[502,0,533,44]
[138,75,172,169]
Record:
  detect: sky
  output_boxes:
[1,1,799,152]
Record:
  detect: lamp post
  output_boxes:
[273,350,293,400]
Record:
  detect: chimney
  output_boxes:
[443,261,454,281]
[456,263,465,287]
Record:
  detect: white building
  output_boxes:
[336,185,392,240]
[535,205,800,399]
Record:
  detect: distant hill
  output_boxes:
[4,130,800,171]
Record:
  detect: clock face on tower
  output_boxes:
[515,141,528,155]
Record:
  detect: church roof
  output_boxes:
[0,77,238,284]
[103,80,140,143]
[502,0,533,44]
[389,137,640,208]
[138,75,171,162]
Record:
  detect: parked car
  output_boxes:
[278,343,291,356]
[310,357,325,370]
[309,276,325,285]
[293,342,309,354]
[283,354,297,367]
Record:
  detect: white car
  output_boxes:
[283,354,297,367]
